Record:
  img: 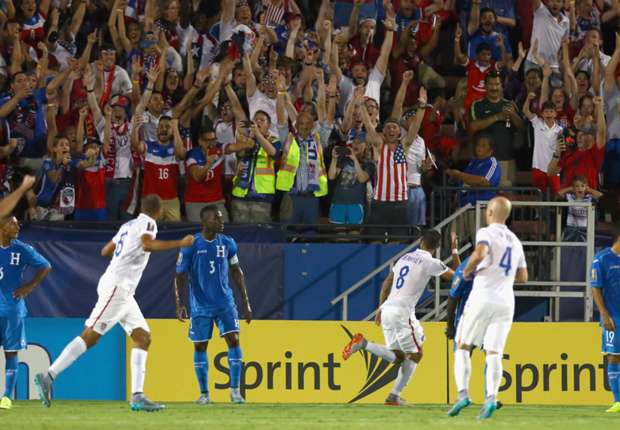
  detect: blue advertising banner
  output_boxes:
[0,318,126,400]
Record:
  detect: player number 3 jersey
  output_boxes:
[382,249,448,313]
[101,213,158,293]
[176,233,239,316]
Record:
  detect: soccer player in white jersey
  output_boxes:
[448,196,528,420]
[34,195,194,412]
[342,230,459,405]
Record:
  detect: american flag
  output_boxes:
[374,143,408,202]
[262,0,288,27]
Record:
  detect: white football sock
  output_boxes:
[131,348,148,394]
[49,337,87,379]
[365,342,397,363]
[391,359,417,396]
[485,353,503,401]
[454,349,471,395]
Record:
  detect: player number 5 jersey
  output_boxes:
[382,248,448,314]
[101,213,158,293]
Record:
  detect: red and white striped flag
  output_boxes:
[374,143,408,202]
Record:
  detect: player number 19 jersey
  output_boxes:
[382,249,448,313]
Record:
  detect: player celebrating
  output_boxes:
[342,230,458,406]
[35,195,194,412]
[175,206,252,404]
[0,215,51,410]
[591,224,620,413]
[448,196,528,420]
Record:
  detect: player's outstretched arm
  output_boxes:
[462,243,489,279]
[515,267,528,284]
[141,234,194,252]
[174,273,189,322]
[13,265,51,299]
[0,175,36,217]
[101,240,116,258]
[230,264,252,324]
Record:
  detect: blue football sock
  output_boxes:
[4,355,18,399]
[228,346,243,389]
[608,363,620,402]
[193,351,209,394]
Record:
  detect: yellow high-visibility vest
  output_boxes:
[232,145,276,198]
[276,135,327,197]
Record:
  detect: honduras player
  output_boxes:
[591,224,620,413]
[446,256,472,342]
[175,206,252,404]
[0,215,51,410]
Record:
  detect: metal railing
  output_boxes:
[430,186,544,228]
[475,200,596,322]
[330,204,473,320]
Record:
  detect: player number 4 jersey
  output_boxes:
[101,213,158,293]
[382,249,448,314]
[469,223,526,307]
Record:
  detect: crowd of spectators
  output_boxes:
[0,0,618,230]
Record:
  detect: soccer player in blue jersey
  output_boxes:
[446,257,472,342]
[0,215,51,409]
[175,206,252,404]
[591,225,620,413]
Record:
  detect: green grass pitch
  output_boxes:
[1,402,617,430]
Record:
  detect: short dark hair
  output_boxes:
[141,194,162,215]
[476,42,492,55]
[541,101,555,111]
[159,115,173,122]
[422,229,441,250]
[200,205,219,220]
[576,70,590,81]
[572,175,588,185]
[480,7,497,18]
[484,70,501,83]
[525,68,542,80]
[612,223,620,242]
[254,110,272,123]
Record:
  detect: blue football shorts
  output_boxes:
[0,315,27,351]
[189,306,240,342]
[602,319,620,355]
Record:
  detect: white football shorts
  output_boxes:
[381,305,425,354]
[455,299,513,353]
[84,277,150,335]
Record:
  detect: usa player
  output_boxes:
[175,206,252,404]
[591,224,620,413]
[35,195,194,411]
[0,216,51,410]
[448,196,527,420]
[342,230,458,406]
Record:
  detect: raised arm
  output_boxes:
[467,0,481,35]
[453,24,468,66]
[0,176,35,217]
[522,92,537,121]
[359,104,382,148]
[391,70,413,119]
[594,96,606,149]
[243,53,257,98]
[83,66,103,124]
[402,87,427,150]
[604,32,620,94]
[375,10,396,76]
